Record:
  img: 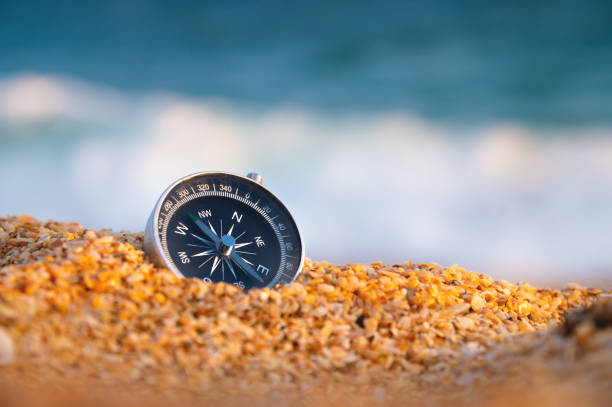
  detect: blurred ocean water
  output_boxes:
[0,1,611,284]
[1,0,612,123]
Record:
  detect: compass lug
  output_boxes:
[246,172,263,184]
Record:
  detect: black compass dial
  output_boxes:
[152,173,303,290]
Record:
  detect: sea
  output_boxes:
[1,0,611,284]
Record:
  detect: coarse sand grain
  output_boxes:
[0,215,610,406]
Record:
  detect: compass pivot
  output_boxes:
[218,235,235,257]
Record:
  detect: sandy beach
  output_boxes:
[0,214,610,406]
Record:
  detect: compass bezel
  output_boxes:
[144,171,305,288]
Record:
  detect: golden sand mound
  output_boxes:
[0,215,610,406]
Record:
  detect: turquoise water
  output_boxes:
[1,1,611,283]
[1,0,611,124]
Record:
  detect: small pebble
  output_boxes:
[470,293,486,312]
[455,316,475,330]
[0,328,14,365]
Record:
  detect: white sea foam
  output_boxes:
[1,74,611,284]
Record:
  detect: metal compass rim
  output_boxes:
[144,171,305,288]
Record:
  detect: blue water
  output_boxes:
[1,0,612,124]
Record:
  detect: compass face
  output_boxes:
[149,172,304,290]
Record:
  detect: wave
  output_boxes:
[1,73,611,284]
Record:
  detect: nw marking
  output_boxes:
[198,209,212,218]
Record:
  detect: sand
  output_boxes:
[0,214,610,406]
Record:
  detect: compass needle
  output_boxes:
[148,172,303,290]
[239,256,254,266]
[230,252,263,283]
[225,259,237,280]
[190,233,213,246]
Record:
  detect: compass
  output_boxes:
[144,172,305,290]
